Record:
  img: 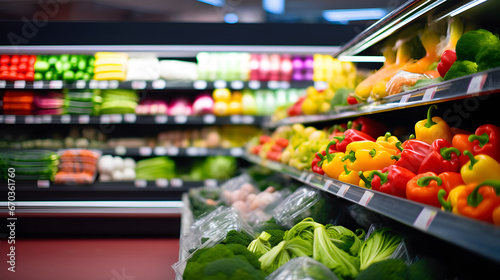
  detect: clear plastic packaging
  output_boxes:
[265,257,340,280]
[363,224,409,264]
[173,206,254,279]
[386,70,427,96]
[272,186,342,229]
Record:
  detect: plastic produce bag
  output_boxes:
[266,257,340,280]
[246,187,292,226]
[386,70,427,96]
[174,206,254,278]
[272,186,342,229]
[159,60,198,81]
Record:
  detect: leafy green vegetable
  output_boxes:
[258,238,313,275]
[356,258,408,280]
[221,230,253,247]
[247,231,272,257]
[359,227,403,270]
[203,156,237,180]
[266,229,285,247]
[286,218,360,280]
[326,225,365,257]
[184,244,264,280]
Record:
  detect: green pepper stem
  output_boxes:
[369,149,377,157]
[437,189,452,211]
[369,170,389,185]
[467,180,500,207]
[424,105,438,128]
[342,151,356,163]
[417,176,443,187]
[358,171,372,189]
[333,135,346,144]
[395,141,404,152]
[384,132,392,141]
[468,133,489,148]
[316,152,325,167]
[463,150,478,171]
[440,147,460,160]
[391,154,401,161]
[409,134,415,140]
[325,140,337,162]
[347,121,353,129]
[343,165,351,175]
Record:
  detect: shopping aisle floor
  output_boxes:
[0,238,179,280]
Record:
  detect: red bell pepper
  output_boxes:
[287,96,306,117]
[351,117,388,139]
[259,135,272,144]
[452,133,475,167]
[347,95,359,105]
[333,129,375,153]
[266,150,282,161]
[359,165,416,198]
[399,139,431,155]
[391,140,430,174]
[312,151,326,175]
[406,172,444,208]
[418,139,461,174]
[251,145,263,155]
[275,138,289,148]
[437,50,457,78]
[468,124,500,163]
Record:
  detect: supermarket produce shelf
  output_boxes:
[0,79,315,91]
[99,147,245,157]
[243,154,500,262]
[0,114,265,126]
[0,200,183,217]
[14,178,219,191]
[268,68,500,127]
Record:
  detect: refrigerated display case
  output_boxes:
[1,0,500,279]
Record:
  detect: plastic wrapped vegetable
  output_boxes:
[266,257,339,280]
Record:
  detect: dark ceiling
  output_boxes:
[0,0,395,23]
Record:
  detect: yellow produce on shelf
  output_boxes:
[93,52,128,81]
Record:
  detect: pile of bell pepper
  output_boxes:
[250,106,500,226]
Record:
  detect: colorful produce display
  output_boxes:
[249,106,500,226]
[34,54,94,81]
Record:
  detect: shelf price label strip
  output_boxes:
[413,207,437,231]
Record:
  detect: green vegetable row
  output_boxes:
[34,54,95,81]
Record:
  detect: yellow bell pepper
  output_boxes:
[461,151,500,184]
[321,141,345,180]
[338,165,361,185]
[415,105,453,144]
[342,141,396,171]
[438,185,466,214]
[375,132,400,153]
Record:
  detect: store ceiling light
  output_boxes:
[338,55,386,63]
[224,13,239,24]
[263,0,285,14]
[323,8,388,24]
[198,0,224,7]
[435,0,487,21]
